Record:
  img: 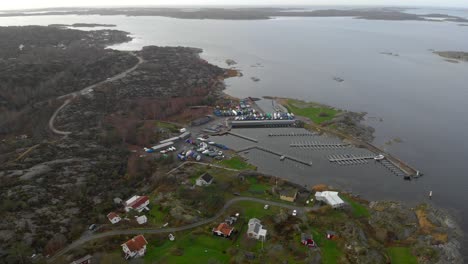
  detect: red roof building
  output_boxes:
[124,195,150,212]
[212,223,234,238]
[107,212,121,224]
[121,235,148,259]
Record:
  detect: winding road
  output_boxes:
[48,196,314,263]
[49,53,144,135]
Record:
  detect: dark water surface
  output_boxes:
[1,12,467,257]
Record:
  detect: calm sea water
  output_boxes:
[1,12,467,257]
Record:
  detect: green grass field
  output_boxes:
[284,99,340,124]
[246,177,270,194]
[311,229,341,264]
[219,156,256,170]
[341,195,370,218]
[387,247,418,264]
[145,232,231,263]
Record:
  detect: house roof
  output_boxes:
[301,233,312,241]
[248,218,260,226]
[315,191,344,206]
[253,223,261,234]
[200,173,213,183]
[107,212,119,220]
[126,196,149,209]
[122,235,148,252]
[214,223,233,236]
[280,188,298,198]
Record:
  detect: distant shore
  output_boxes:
[2,7,468,23]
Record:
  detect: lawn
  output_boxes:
[147,205,167,226]
[246,177,270,194]
[387,247,418,264]
[219,156,256,170]
[311,229,341,264]
[341,195,370,218]
[235,200,280,220]
[283,99,340,124]
[145,232,232,263]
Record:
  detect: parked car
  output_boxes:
[88,224,98,231]
[292,210,297,216]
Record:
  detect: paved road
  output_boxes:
[48,196,313,263]
[49,53,144,135]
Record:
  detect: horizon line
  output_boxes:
[2,4,468,12]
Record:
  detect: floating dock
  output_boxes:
[268,132,317,137]
[227,131,258,143]
[290,141,350,149]
[237,146,312,166]
[327,154,375,165]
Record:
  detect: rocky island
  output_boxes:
[434,51,468,63]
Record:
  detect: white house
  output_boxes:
[247,218,267,241]
[121,235,148,259]
[196,173,214,186]
[136,215,148,225]
[124,195,150,212]
[315,191,345,208]
[107,212,121,224]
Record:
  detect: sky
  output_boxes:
[1,0,467,11]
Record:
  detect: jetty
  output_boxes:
[227,131,258,143]
[237,146,312,166]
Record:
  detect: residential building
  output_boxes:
[279,188,298,202]
[315,191,345,208]
[124,195,150,212]
[212,222,234,238]
[121,235,148,259]
[107,212,121,224]
[247,218,267,241]
[301,233,316,248]
[196,173,214,186]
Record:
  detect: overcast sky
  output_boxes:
[1,0,467,11]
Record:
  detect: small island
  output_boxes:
[49,23,117,28]
[434,51,468,63]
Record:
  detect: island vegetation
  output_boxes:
[434,51,468,63]
[49,23,117,28]
[1,7,468,23]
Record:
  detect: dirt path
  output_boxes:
[47,196,314,263]
[48,53,144,135]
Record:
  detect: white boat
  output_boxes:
[374,154,385,161]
